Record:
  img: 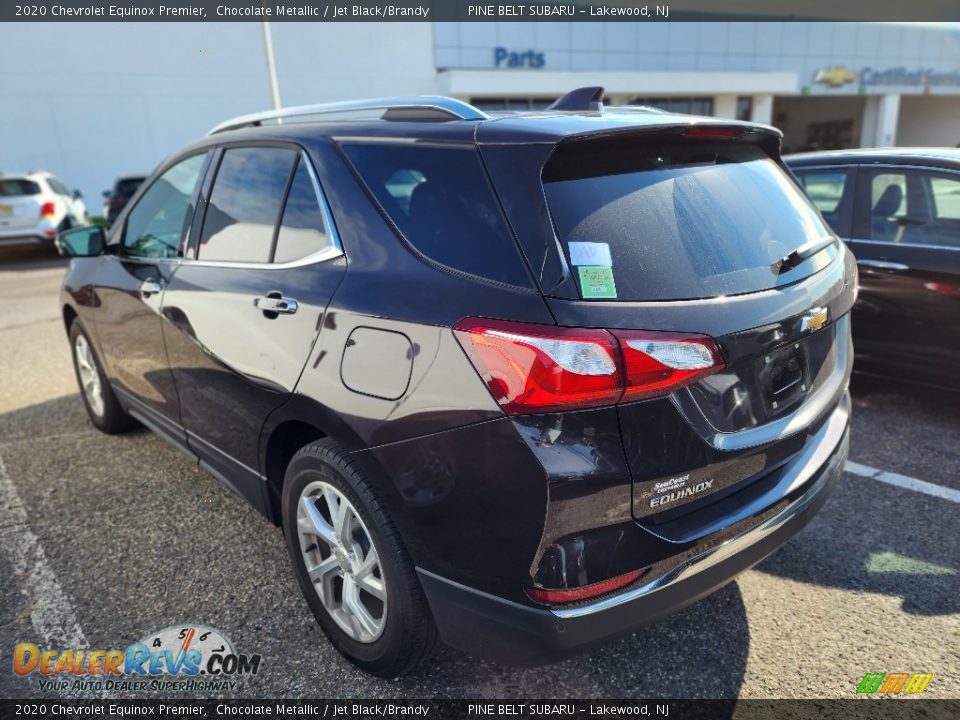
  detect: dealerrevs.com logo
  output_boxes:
[13,625,262,693]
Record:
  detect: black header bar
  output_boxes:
[2,699,960,720]
[3,1,960,22]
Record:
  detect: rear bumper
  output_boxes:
[0,231,54,247]
[418,411,849,666]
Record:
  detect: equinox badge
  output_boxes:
[801,307,829,333]
[651,479,714,507]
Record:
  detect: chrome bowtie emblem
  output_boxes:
[801,306,829,333]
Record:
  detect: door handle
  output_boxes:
[138,280,164,295]
[858,259,909,272]
[254,295,299,315]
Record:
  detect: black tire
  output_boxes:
[68,319,138,434]
[282,439,438,678]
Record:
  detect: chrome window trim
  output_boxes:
[858,163,960,176]
[847,237,960,252]
[190,149,344,270]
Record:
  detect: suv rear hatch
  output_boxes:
[0,178,44,230]
[479,119,856,539]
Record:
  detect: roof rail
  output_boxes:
[208,96,488,135]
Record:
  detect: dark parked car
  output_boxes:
[57,89,855,677]
[102,174,146,228]
[787,149,960,390]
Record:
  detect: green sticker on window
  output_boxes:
[578,266,617,299]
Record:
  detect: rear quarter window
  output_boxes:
[543,140,836,302]
[339,141,531,288]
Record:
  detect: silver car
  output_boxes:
[0,171,89,248]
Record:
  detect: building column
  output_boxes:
[860,97,879,148]
[713,94,737,119]
[861,94,900,147]
[751,94,773,125]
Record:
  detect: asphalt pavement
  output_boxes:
[0,248,957,700]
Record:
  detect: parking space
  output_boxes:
[0,249,958,699]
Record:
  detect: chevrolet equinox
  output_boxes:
[57,88,855,677]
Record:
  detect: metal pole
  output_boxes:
[262,22,282,114]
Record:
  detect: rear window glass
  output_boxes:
[116,178,145,196]
[543,140,836,302]
[339,142,530,287]
[0,179,40,197]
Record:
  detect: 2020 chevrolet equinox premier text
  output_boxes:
[58,88,855,677]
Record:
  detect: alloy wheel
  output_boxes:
[296,480,387,643]
[74,334,105,418]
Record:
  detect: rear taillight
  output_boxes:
[617,330,724,402]
[526,569,647,605]
[40,202,56,219]
[452,318,621,415]
[453,318,724,416]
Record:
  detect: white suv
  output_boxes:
[0,171,89,248]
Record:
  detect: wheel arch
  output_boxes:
[259,394,370,525]
[62,303,78,334]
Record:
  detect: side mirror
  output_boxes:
[72,189,83,200]
[102,190,111,198]
[56,225,105,257]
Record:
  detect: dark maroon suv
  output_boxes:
[57,87,854,677]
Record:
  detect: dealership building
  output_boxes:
[3,20,960,204]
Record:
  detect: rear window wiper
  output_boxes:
[773,236,837,275]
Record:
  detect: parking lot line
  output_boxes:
[846,460,960,503]
[0,450,94,698]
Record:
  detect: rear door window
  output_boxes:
[543,140,836,301]
[855,168,960,248]
[339,142,531,287]
[199,147,296,263]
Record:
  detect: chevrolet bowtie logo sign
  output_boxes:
[801,307,830,333]
[814,66,858,87]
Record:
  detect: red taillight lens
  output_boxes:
[614,330,724,402]
[683,126,743,139]
[527,569,646,605]
[453,318,622,415]
[40,202,56,218]
[453,319,725,415]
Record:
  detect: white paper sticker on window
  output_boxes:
[568,242,612,267]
